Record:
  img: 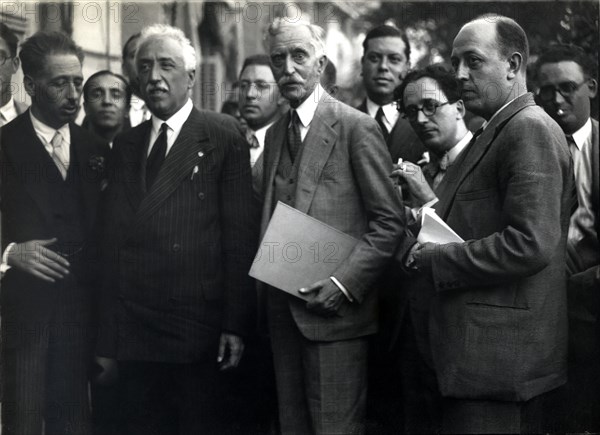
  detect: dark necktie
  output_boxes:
[565,134,579,215]
[375,107,389,141]
[146,122,168,189]
[288,110,302,163]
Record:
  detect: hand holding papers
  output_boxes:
[249,202,358,300]
[417,207,464,244]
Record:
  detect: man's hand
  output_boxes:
[218,333,244,371]
[299,278,346,317]
[391,161,436,207]
[412,241,437,273]
[7,238,70,283]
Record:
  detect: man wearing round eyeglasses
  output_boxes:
[0,23,27,127]
[535,44,599,432]
[388,64,472,433]
[392,64,472,208]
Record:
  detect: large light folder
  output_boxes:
[249,202,359,300]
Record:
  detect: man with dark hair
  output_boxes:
[238,54,284,168]
[0,30,109,435]
[0,23,27,126]
[356,24,426,164]
[121,32,150,127]
[83,70,132,146]
[261,18,407,434]
[389,64,472,433]
[394,15,572,433]
[535,44,599,432]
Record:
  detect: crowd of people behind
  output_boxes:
[0,11,597,435]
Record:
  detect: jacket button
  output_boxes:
[197,192,205,200]
[172,243,181,252]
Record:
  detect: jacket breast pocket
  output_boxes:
[452,188,501,240]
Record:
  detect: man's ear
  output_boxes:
[23,75,35,98]
[455,99,466,119]
[318,55,328,74]
[507,52,523,80]
[187,69,196,89]
[587,78,598,99]
[10,56,19,75]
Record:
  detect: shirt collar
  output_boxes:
[294,84,324,128]
[252,121,275,145]
[481,94,523,131]
[570,118,592,151]
[151,98,193,137]
[447,131,473,165]
[365,97,397,121]
[0,97,16,119]
[29,109,70,146]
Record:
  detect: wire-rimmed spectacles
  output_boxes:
[0,54,14,67]
[537,80,587,102]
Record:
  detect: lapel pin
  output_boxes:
[198,151,204,158]
[191,165,199,181]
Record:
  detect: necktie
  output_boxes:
[432,152,450,190]
[375,107,389,141]
[51,131,68,180]
[566,134,579,215]
[288,110,302,163]
[146,123,168,189]
[246,130,260,149]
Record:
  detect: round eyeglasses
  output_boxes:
[537,80,587,102]
[398,100,453,121]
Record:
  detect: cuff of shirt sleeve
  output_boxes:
[0,243,16,275]
[410,197,439,220]
[330,276,354,302]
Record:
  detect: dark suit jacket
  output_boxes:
[0,110,108,324]
[97,107,257,363]
[260,92,408,342]
[414,93,572,402]
[356,98,427,164]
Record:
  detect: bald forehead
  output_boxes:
[452,20,499,56]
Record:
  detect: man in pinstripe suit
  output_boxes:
[96,24,256,434]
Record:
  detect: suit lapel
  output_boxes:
[435,93,535,219]
[293,94,338,214]
[134,109,213,226]
[260,114,287,235]
[121,121,151,211]
[7,113,58,222]
[70,124,100,230]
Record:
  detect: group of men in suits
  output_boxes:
[0,12,597,435]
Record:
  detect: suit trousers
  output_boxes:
[1,277,93,435]
[118,360,220,435]
[267,290,368,435]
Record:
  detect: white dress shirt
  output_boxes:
[0,97,19,126]
[147,99,193,156]
[365,97,399,134]
[567,118,599,273]
[249,121,275,167]
[129,94,151,127]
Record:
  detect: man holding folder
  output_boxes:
[258,18,407,435]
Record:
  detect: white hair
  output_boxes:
[137,24,197,71]
[267,18,326,58]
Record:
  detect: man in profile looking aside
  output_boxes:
[398,15,573,433]
[0,31,108,435]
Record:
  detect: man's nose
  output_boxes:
[553,89,566,105]
[65,81,80,100]
[245,84,259,100]
[378,56,390,71]
[284,56,295,75]
[416,109,428,124]
[455,62,469,81]
[149,63,161,82]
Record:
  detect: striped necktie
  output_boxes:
[51,131,68,180]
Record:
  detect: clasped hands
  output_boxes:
[299,278,346,317]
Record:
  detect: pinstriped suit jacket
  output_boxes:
[97,107,258,362]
